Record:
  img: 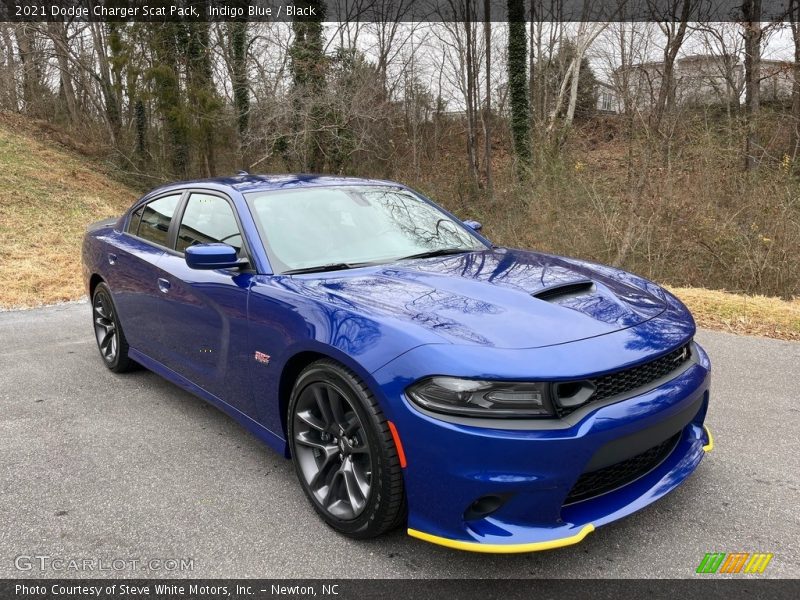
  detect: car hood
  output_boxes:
[282,248,669,349]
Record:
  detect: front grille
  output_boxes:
[564,432,681,504]
[555,342,693,417]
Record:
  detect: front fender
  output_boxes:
[246,277,439,447]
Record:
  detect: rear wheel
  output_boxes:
[92,282,135,373]
[288,360,406,538]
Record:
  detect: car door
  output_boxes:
[155,191,257,418]
[109,193,183,364]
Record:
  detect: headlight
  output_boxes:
[406,377,556,418]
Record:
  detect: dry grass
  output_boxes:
[0,115,137,308]
[669,287,800,341]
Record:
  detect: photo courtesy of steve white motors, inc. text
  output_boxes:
[14,2,319,19]
[14,583,341,597]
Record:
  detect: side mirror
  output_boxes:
[185,243,246,270]
[463,220,483,233]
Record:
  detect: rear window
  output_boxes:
[132,194,181,247]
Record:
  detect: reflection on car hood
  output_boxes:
[283,248,669,348]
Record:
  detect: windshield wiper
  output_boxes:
[282,249,474,275]
[396,248,474,261]
[282,262,372,275]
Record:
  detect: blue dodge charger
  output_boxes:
[82,174,712,552]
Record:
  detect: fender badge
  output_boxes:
[254,351,271,365]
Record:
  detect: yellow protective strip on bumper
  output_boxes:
[703,425,714,452]
[407,523,595,554]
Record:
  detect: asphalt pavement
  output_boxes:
[1,301,798,578]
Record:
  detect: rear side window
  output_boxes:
[134,194,181,247]
[176,193,243,255]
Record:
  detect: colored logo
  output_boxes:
[696,552,773,574]
[254,351,271,365]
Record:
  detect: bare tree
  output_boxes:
[596,22,656,183]
[608,1,693,268]
[47,22,79,123]
[0,24,19,111]
[483,0,492,196]
[691,22,745,119]
[365,0,415,98]
[546,20,608,141]
[508,0,531,170]
[742,0,763,170]
[530,2,565,127]
[790,0,800,160]
[650,0,693,143]
[15,24,47,116]
[88,22,122,143]
[433,1,485,188]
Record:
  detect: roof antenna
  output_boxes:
[237,170,249,176]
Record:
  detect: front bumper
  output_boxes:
[373,341,712,552]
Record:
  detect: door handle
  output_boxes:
[157,278,171,294]
[107,253,117,265]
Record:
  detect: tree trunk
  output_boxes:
[15,24,40,115]
[507,0,531,173]
[290,1,327,172]
[229,21,250,166]
[483,0,492,196]
[561,22,607,136]
[563,56,582,131]
[546,56,575,133]
[652,32,686,133]
[463,7,480,187]
[648,2,691,168]
[187,23,219,177]
[134,99,147,164]
[791,0,800,161]
[90,22,121,143]
[47,23,78,123]
[743,0,762,171]
[150,24,190,177]
[1,25,19,111]
[528,15,535,123]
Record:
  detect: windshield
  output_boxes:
[246,186,486,274]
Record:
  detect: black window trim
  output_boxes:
[171,188,255,273]
[122,188,254,273]
[127,205,145,237]
[123,190,187,251]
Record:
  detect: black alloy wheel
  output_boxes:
[288,360,406,538]
[91,282,135,373]
[293,380,373,519]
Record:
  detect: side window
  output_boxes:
[137,194,181,247]
[176,194,243,255]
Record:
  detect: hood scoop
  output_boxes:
[532,279,595,303]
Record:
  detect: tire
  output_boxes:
[288,359,406,538]
[91,282,135,373]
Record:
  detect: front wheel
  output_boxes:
[288,360,406,538]
[92,282,135,373]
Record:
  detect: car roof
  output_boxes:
[144,174,402,198]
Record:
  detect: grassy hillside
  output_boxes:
[668,287,800,341]
[0,113,797,341]
[0,113,137,308]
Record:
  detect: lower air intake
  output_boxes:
[564,432,681,505]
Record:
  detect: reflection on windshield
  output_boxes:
[246,186,485,273]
